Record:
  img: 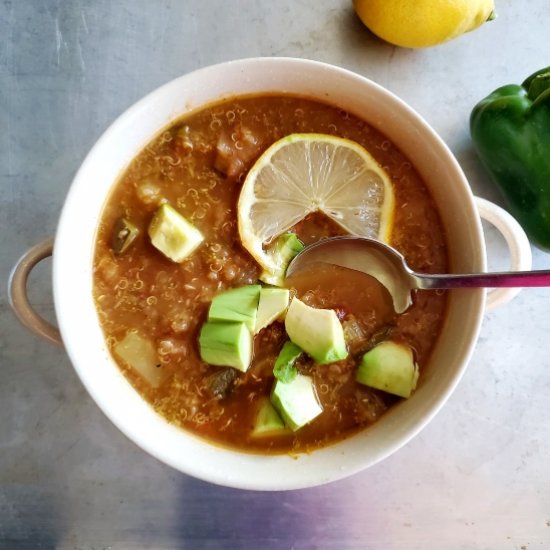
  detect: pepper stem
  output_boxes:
[527,71,550,102]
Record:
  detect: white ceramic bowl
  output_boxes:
[10,58,532,490]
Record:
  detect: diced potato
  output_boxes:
[114,331,165,387]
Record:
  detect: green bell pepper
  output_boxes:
[470,66,550,251]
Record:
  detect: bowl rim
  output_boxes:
[52,56,485,490]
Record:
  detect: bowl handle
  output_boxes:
[475,197,533,311]
[8,238,62,345]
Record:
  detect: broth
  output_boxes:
[93,94,448,454]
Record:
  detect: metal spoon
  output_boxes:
[286,235,550,314]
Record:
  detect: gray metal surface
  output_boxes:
[2,1,550,548]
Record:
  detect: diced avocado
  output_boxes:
[273,341,302,383]
[356,340,419,398]
[199,321,252,372]
[208,285,261,332]
[271,374,323,432]
[254,287,291,333]
[285,298,348,364]
[252,398,287,437]
[148,203,204,262]
[112,217,139,254]
[260,232,305,286]
[114,331,165,387]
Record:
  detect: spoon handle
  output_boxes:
[416,270,550,290]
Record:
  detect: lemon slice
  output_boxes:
[237,133,395,275]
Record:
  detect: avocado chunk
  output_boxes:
[271,373,323,431]
[254,287,290,333]
[208,285,261,332]
[199,321,252,372]
[148,203,204,262]
[273,341,302,383]
[252,398,287,437]
[285,297,348,364]
[356,340,419,398]
[260,232,304,286]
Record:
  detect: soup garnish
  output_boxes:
[237,133,395,283]
[93,94,447,454]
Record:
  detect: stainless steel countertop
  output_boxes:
[2,1,550,548]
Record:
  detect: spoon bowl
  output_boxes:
[286,235,550,313]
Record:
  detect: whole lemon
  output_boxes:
[353,0,495,48]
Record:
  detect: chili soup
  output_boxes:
[93,94,448,454]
